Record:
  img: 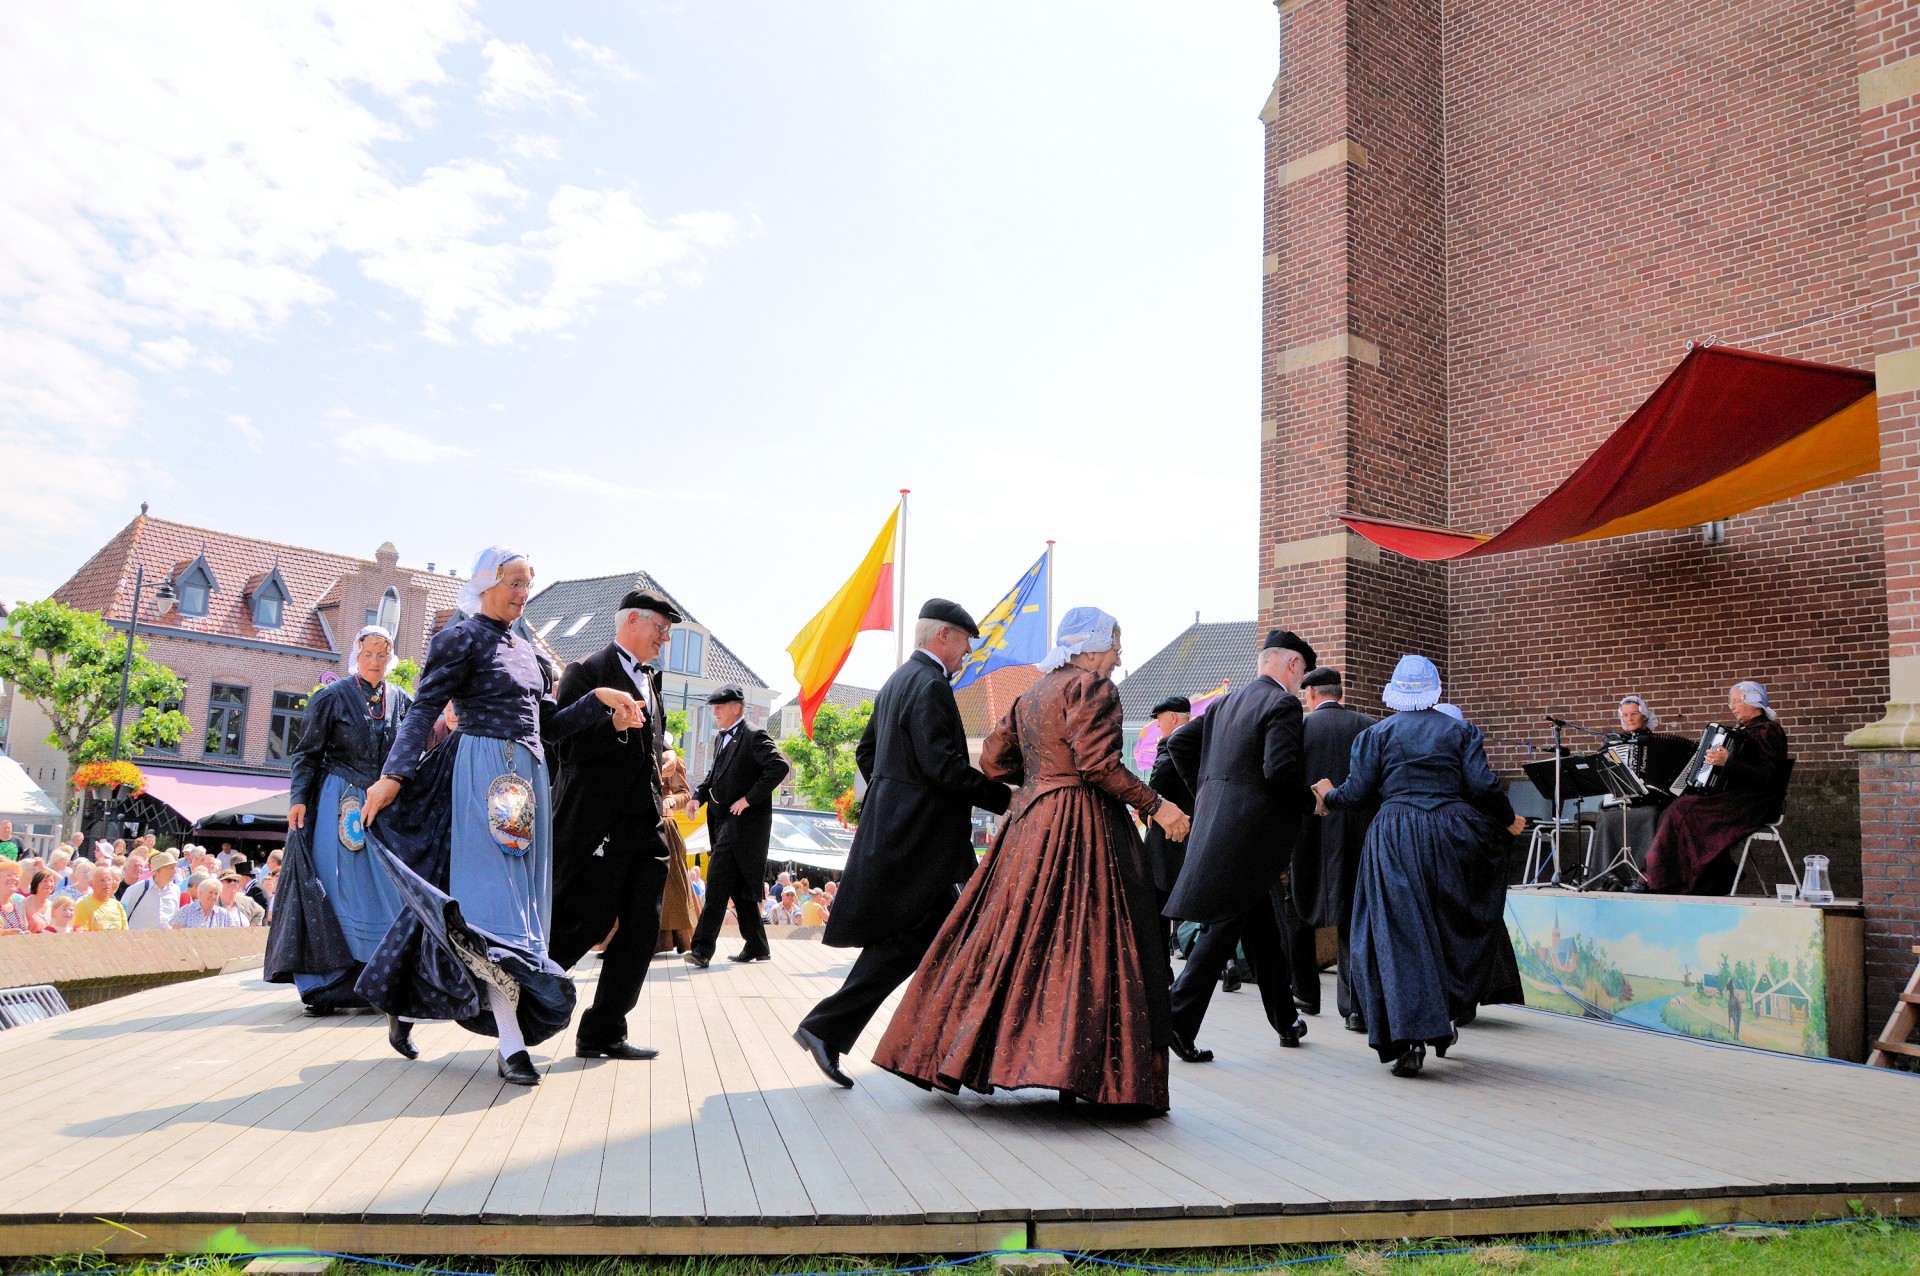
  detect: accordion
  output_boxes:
[1670,722,1742,796]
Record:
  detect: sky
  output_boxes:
[1,1,1277,701]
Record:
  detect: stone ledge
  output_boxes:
[0,928,267,1004]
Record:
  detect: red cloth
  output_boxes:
[871,667,1172,1110]
[1341,346,1873,560]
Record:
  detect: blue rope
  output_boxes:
[5,1216,1905,1276]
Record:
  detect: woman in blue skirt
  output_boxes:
[1312,655,1513,1078]
[266,625,411,1014]
[358,547,644,1085]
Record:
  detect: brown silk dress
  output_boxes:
[655,755,699,953]
[871,665,1174,1110]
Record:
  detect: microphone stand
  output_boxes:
[1539,715,1603,888]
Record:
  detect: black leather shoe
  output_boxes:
[1170,1030,1214,1063]
[792,1026,855,1088]
[304,1004,335,1018]
[1623,882,1649,894]
[1344,1013,1366,1033]
[730,948,773,963]
[1278,1016,1308,1048]
[683,951,711,968]
[1294,995,1320,1015]
[577,1039,659,1061]
[1435,1025,1460,1059]
[497,1050,540,1086]
[387,1014,418,1060]
[1392,1042,1425,1077]
[1221,971,1243,993]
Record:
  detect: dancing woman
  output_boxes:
[872,608,1189,1111]
[357,547,643,1085]
[268,626,411,1014]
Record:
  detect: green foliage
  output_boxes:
[667,709,690,756]
[0,599,187,824]
[389,658,421,694]
[778,700,873,812]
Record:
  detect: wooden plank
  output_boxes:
[695,990,828,1221]
[586,1015,654,1220]
[671,982,758,1222]
[360,1049,507,1219]
[304,1040,488,1218]
[646,971,706,1222]
[482,1050,586,1219]
[421,1046,542,1220]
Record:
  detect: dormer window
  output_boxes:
[174,557,216,618]
[376,587,400,635]
[254,594,283,628]
[246,564,291,630]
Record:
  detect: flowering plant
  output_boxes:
[833,786,861,829]
[71,760,148,795]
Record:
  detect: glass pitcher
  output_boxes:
[1800,854,1834,904]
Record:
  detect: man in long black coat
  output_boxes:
[1163,628,1317,1060]
[1288,666,1376,1031]
[1144,695,1194,960]
[686,686,791,966]
[549,589,681,1061]
[793,598,1011,1088]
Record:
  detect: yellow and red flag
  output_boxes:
[786,506,899,736]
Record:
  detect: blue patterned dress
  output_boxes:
[355,614,608,1046]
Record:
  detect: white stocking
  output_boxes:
[488,985,526,1059]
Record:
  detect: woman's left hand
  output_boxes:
[361,776,403,826]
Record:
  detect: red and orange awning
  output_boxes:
[1339,346,1877,561]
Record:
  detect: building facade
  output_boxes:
[1257,0,1918,1027]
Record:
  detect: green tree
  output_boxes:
[389,658,421,694]
[778,700,873,812]
[0,599,188,825]
[666,709,689,756]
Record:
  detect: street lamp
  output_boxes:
[102,565,174,840]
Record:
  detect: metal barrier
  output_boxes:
[0,984,70,1029]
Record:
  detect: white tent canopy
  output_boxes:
[0,754,61,823]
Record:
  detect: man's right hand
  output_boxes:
[287,804,307,831]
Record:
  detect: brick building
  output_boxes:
[5,508,462,839]
[1257,0,1919,1029]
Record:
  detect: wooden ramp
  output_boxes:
[2,939,1917,1256]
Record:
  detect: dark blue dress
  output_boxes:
[355,615,607,1047]
[266,675,410,1009]
[1323,708,1506,1061]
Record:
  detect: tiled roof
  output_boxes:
[53,511,462,656]
[777,682,883,714]
[1116,621,1259,721]
[954,664,1042,738]
[522,571,769,689]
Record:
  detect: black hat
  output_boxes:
[1301,667,1342,691]
[1262,628,1317,670]
[619,589,684,624]
[706,685,744,706]
[918,597,981,640]
[1148,695,1192,717]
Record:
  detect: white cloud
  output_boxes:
[479,39,588,113]
[332,422,471,466]
[223,411,263,447]
[565,36,637,80]
[134,336,197,372]
[503,132,565,166]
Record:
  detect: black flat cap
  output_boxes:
[1262,628,1317,670]
[918,597,980,640]
[619,589,684,624]
[1149,696,1192,717]
[706,685,744,706]
[1301,667,1342,691]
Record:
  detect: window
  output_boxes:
[204,683,248,758]
[252,593,283,628]
[376,587,400,634]
[147,692,185,754]
[266,691,306,766]
[177,575,211,617]
[564,613,593,637]
[536,617,560,639]
[667,627,704,676]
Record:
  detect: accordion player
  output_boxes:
[1639,681,1793,895]
[1670,723,1744,795]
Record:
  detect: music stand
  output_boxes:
[1522,749,1611,886]
[1584,745,1653,890]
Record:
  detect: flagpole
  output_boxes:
[895,489,910,667]
[1044,539,1055,644]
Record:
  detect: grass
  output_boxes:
[5,1221,1920,1276]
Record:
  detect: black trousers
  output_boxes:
[1170,894,1298,1043]
[1334,911,1358,1020]
[689,845,770,959]
[549,823,670,1048]
[799,903,948,1056]
[1277,885,1322,1012]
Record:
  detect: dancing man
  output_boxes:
[548,589,685,1062]
[793,599,1011,1088]
[685,687,789,967]
[1162,628,1316,1061]
[1287,667,1375,1032]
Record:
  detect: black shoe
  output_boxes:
[1392,1042,1425,1077]
[1294,995,1320,1015]
[1344,1013,1366,1033]
[304,1004,335,1018]
[497,1050,540,1086]
[1435,1025,1460,1059]
[387,1015,418,1060]
[792,1026,855,1089]
[577,1039,659,1061]
[1221,972,1243,993]
[683,951,711,968]
[1455,1005,1478,1028]
[1278,1016,1308,1048]
[730,948,773,963]
[1170,1030,1214,1063]
[1623,882,1649,894]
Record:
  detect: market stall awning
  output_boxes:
[0,755,61,821]
[198,790,291,826]
[1339,346,1877,561]
[140,766,289,825]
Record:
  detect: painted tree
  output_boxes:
[778,700,874,813]
[0,599,188,826]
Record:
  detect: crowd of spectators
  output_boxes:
[764,870,834,928]
[0,830,281,937]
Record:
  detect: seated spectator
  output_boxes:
[183,870,210,906]
[688,865,706,900]
[117,851,150,900]
[0,819,19,862]
[259,870,280,922]
[220,873,261,927]
[55,857,90,900]
[799,888,829,928]
[0,861,25,935]
[769,886,801,926]
[122,851,181,930]
[17,870,60,934]
[47,896,76,933]
[771,871,794,906]
[74,864,128,931]
[173,878,243,929]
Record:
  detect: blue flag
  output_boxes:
[952,550,1050,691]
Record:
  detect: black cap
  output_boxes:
[706,685,744,706]
[918,597,980,640]
[619,589,684,624]
[1301,667,1342,691]
[1262,628,1317,670]
[1149,696,1192,717]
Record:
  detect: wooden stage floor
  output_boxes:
[3,939,1917,1256]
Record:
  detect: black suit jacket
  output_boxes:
[1291,701,1375,928]
[552,644,665,859]
[1163,674,1308,924]
[823,650,1010,948]
[1144,720,1199,895]
[695,721,789,868]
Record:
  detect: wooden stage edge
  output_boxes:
[0,1190,1912,1257]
